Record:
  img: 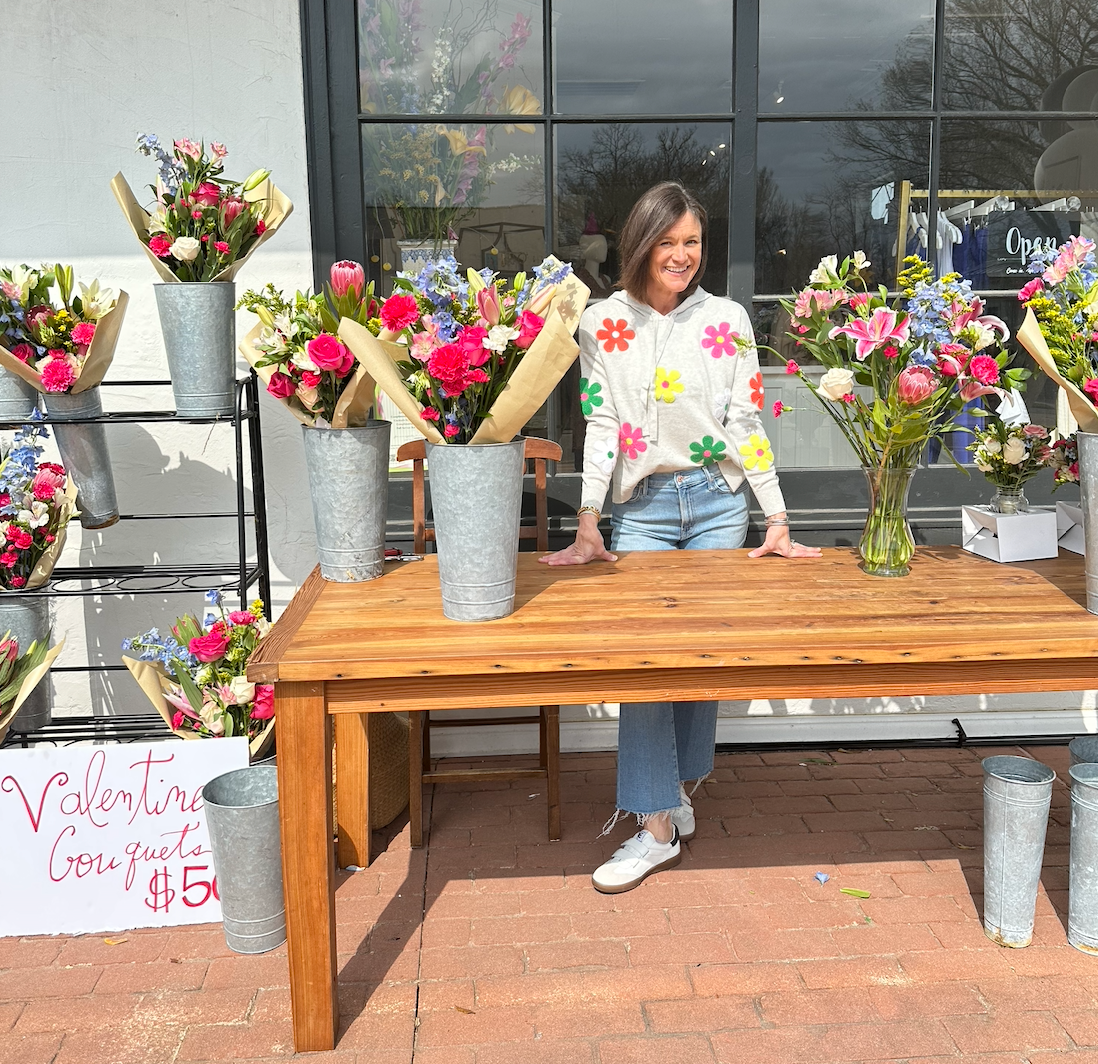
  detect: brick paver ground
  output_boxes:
[3,744,1098,1063]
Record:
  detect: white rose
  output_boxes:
[229,676,256,705]
[983,436,1002,455]
[818,367,855,401]
[1003,437,1027,464]
[169,236,201,262]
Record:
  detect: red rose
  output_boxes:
[380,293,421,333]
[267,371,296,399]
[250,684,275,720]
[189,629,230,662]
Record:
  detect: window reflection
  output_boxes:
[358,0,543,117]
[759,0,933,114]
[553,0,732,115]
[942,0,1098,112]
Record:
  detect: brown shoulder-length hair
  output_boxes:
[617,182,708,306]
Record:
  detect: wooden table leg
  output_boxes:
[335,712,371,868]
[275,680,338,1052]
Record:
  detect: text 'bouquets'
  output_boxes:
[0,264,127,393]
[1017,235,1098,431]
[340,254,586,444]
[780,254,1029,470]
[111,134,292,284]
[123,590,273,744]
[0,422,76,590]
[238,260,380,427]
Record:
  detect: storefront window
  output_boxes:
[357,0,543,117]
[552,0,733,115]
[759,0,934,114]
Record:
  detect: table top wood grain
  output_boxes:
[249,548,1098,695]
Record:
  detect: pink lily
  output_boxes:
[829,308,910,360]
[958,380,1003,403]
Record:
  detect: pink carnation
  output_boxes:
[31,468,64,502]
[214,241,230,255]
[40,358,76,393]
[379,293,420,332]
[427,343,473,395]
[71,322,96,346]
[968,355,1000,385]
[228,610,256,625]
[300,370,321,389]
[1018,277,1044,302]
[1084,379,1098,403]
[420,407,440,421]
[149,234,173,258]
[444,422,461,438]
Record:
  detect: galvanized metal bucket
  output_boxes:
[0,593,51,732]
[201,765,285,954]
[425,439,525,622]
[302,421,391,582]
[1069,735,1098,768]
[1077,431,1098,614]
[1068,763,1098,955]
[154,282,237,418]
[42,386,119,529]
[982,754,1055,948]
[0,370,38,421]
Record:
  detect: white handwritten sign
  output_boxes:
[0,739,249,936]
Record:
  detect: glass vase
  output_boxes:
[990,486,1028,514]
[859,461,918,577]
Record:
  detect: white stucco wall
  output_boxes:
[2,0,318,715]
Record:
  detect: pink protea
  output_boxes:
[330,260,366,299]
[71,322,96,346]
[896,365,937,405]
[40,358,77,393]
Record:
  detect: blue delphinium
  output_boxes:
[135,132,186,195]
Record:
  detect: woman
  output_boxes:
[540,181,820,894]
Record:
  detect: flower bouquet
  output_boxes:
[112,134,294,418]
[122,591,275,760]
[0,264,128,395]
[781,253,1028,575]
[0,422,78,591]
[1048,433,1080,490]
[0,632,65,746]
[237,260,380,428]
[969,420,1051,514]
[339,255,588,619]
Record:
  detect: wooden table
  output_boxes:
[248,546,1098,1052]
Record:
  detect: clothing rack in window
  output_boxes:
[894,180,1098,281]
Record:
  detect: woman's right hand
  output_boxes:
[538,513,618,566]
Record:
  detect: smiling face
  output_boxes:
[645,211,702,314]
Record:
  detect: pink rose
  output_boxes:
[306,333,351,373]
[250,684,275,720]
[896,365,937,405]
[267,371,296,399]
[192,181,221,207]
[1084,379,1098,403]
[148,234,173,258]
[9,343,34,363]
[40,359,76,392]
[189,629,230,662]
[296,384,320,410]
[379,293,420,333]
[330,260,366,299]
[455,326,490,367]
[228,610,256,626]
[71,322,96,346]
[1023,424,1048,438]
[514,310,544,350]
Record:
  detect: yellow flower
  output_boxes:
[498,85,541,134]
[435,126,487,157]
[653,367,684,403]
[740,434,774,472]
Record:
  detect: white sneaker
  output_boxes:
[670,783,696,843]
[591,828,681,894]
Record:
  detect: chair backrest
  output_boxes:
[395,437,563,555]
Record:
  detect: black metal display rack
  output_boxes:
[0,374,271,748]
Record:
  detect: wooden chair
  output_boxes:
[396,436,563,846]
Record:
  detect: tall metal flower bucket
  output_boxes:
[1068,763,1098,955]
[982,755,1055,948]
[302,421,391,581]
[42,386,118,529]
[154,281,237,418]
[202,765,285,954]
[0,370,38,421]
[1077,431,1098,614]
[1069,735,1098,768]
[0,593,51,732]
[425,439,525,622]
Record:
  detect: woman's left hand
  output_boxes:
[748,524,822,560]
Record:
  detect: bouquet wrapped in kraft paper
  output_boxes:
[0,636,65,747]
[338,255,589,445]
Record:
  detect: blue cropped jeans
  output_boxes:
[609,467,749,817]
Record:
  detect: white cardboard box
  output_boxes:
[1056,500,1085,555]
[961,505,1059,563]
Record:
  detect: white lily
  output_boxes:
[77,279,117,320]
